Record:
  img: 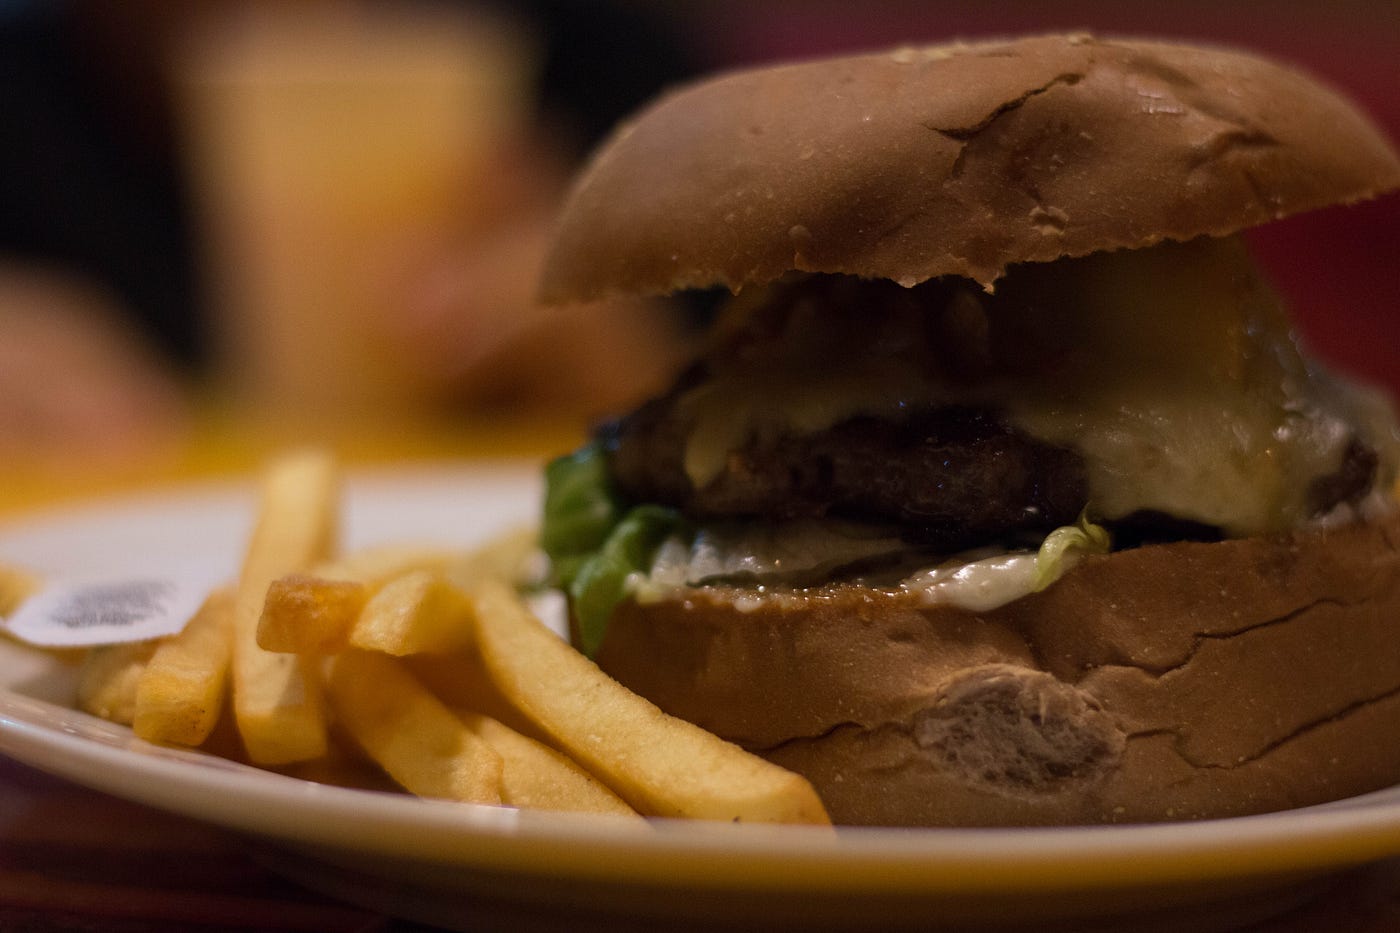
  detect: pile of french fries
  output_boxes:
[13,450,829,825]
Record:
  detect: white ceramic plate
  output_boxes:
[3,464,1400,932]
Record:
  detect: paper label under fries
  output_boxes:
[2,569,226,647]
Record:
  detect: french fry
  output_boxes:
[0,564,40,618]
[63,444,831,826]
[405,650,545,741]
[77,641,160,725]
[348,570,477,656]
[458,711,640,817]
[258,573,368,655]
[231,449,338,765]
[324,650,502,804]
[465,578,831,825]
[132,587,235,746]
[257,544,512,655]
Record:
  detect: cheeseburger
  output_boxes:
[536,34,1400,826]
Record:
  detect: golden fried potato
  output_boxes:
[466,579,831,825]
[258,574,367,655]
[230,450,339,765]
[324,650,502,804]
[348,570,477,656]
[458,711,640,817]
[77,640,160,725]
[0,564,39,618]
[132,587,235,746]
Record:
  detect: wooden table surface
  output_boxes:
[4,418,1400,932]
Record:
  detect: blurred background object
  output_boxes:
[0,263,186,461]
[176,2,537,417]
[0,0,703,459]
[0,0,1396,464]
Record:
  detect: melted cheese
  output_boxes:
[674,237,1400,537]
[1001,239,1398,534]
[678,358,943,485]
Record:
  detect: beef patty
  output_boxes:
[599,273,1379,551]
[603,398,1087,549]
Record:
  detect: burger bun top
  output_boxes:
[540,33,1400,303]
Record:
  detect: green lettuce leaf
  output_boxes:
[570,505,686,658]
[1033,510,1111,591]
[540,443,624,584]
[541,442,687,656]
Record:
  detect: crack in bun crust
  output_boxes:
[540,34,1400,303]
[595,512,1400,826]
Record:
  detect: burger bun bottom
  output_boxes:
[595,511,1400,826]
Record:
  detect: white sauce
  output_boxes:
[634,543,1053,614]
[899,552,1040,612]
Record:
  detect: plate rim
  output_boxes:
[3,466,1400,902]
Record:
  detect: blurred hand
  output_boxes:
[0,266,188,461]
[387,144,695,420]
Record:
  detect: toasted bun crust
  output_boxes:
[541,34,1400,303]
[594,511,1400,826]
